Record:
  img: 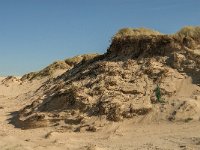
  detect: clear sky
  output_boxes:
[0,0,199,76]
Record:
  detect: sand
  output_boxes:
[1,27,200,149]
[0,80,200,150]
[0,75,200,150]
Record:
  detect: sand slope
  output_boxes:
[1,88,200,150]
[1,80,200,150]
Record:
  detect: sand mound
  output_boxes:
[21,54,99,81]
[14,27,200,131]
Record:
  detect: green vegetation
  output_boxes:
[155,85,165,103]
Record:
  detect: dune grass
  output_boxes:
[113,28,161,39]
[175,26,200,39]
[113,26,200,41]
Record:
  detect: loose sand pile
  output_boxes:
[11,27,200,132]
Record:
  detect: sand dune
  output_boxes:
[0,27,200,149]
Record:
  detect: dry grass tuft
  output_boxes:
[175,26,200,40]
[65,54,98,66]
[113,28,161,39]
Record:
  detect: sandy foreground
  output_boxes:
[0,77,200,150]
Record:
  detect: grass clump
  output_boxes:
[175,26,200,40]
[65,54,99,66]
[113,27,161,39]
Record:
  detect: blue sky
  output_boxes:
[0,0,199,76]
